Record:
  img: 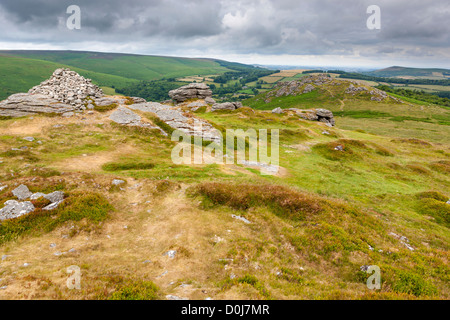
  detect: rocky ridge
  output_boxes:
[264,74,403,103]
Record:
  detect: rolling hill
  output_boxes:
[0,50,243,100]
[244,75,450,143]
[366,66,450,79]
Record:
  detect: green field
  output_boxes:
[0,51,233,100]
[367,66,450,79]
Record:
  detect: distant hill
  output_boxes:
[0,50,259,100]
[366,66,450,79]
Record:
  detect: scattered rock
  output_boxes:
[334,145,344,151]
[0,93,76,117]
[109,107,142,125]
[44,191,65,203]
[62,112,75,118]
[130,97,146,104]
[0,200,35,220]
[205,97,216,105]
[164,250,177,259]
[112,179,125,186]
[272,107,283,114]
[128,103,221,143]
[166,295,188,301]
[30,192,46,200]
[43,200,64,211]
[12,184,33,200]
[360,265,371,272]
[211,102,243,111]
[187,101,207,110]
[23,137,35,142]
[0,185,8,192]
[238,160,279,174]
[231,214,251,224]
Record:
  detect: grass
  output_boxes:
[190,182,324,221]
[0,85,449,300]
[108,279,160,300]
[0,192,113,245]
[0,51,234,100]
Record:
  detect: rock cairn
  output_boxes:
[28,68,103,108]
[169,83,213,104]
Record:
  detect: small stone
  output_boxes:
[272,107,283,114]
[43,200,64,211]
[62,112,75,118]
[0,286,7,290]
[23,137,35,142]
[166,295,188,301]
[30,192,46,200]
[164,250,177,259]
[334,145,344,151]
[143,260,152,264]
[50,243,57,248]
[12,184,32,200]
[231,214,251,224]
[112,179,125,186]
[44,191,65,203]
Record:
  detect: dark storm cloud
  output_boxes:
[0,0,449,66]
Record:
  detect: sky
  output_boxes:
[0,0,449,69]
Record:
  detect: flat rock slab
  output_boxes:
[0,93,77,117]
[128,103,222,143]
[0,200,35,220]
[109,106,142,125]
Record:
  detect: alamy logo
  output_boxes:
[66,5,81,30]
[366,265,381,290]
[171,120,279,175]
[367,5,381,30]
[66,265,81,290]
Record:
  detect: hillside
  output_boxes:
[366,66,450,79]
[244,75,450,143]
[0,50,242,100]
[0,70,448,301]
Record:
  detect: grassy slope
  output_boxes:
[0,51,232,100]
[0,102,448,300]
[244,78,450,143]
[367,66,450,78]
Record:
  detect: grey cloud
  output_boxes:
[0,0,448,66]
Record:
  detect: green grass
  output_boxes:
[0,51,234,100]
[0,192,113,245]
[108,279,160,300]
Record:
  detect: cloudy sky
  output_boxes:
[0,0,449,69]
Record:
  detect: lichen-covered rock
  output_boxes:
[169,83,213,104]
[0,93,76,117]
[211,102,243,111]
[0,200,35,221]
[109,106,142,125]
[12,184,33,201]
